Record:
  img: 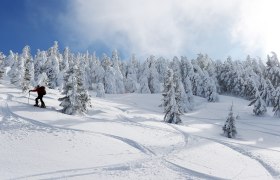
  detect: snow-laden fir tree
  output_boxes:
[125,55,138,93]
[57,48,70,90]
[138,60,151,93]
[102,54,117,94]
[21,46,34,92]
[191,62,204,96]
[37,72,49,87]
[104,66,117,94]
[46,42,60,89]
[91,56,105,85]
[162,68,182,124]
[173,70,191,113]
[223,104,237,138]
[76,63,91,112]
[0,52,6,79]
[59,62,91,115]
[156,57,168,83]
[249,91,267,116]
[96,83,105,97]
[148,56,161,93]
[8,53,19,85]
[4,51,15,68]
[258,79,274,107]
[112,50,125,94]
[272,87,280,117]
[265,52,280,88]
[204,74,219,102]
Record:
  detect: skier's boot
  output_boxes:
[41,105,46,108]
[34,104,39,107]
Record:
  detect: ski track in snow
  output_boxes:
[1,84,280,179]
[169,124,280,179]
[1,98,226,180]
[100,133,156,156]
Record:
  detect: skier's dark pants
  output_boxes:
[35,95,45,107]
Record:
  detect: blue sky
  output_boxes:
[0,0,279,60]
[0,0,65,54]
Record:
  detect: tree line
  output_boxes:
[0,42,280,118]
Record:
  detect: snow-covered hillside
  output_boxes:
[1,79,280,180]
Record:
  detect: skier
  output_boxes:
[29,85,46,108]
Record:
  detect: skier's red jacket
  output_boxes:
[30,86,45,96]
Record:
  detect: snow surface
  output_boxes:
[1,80,280,179]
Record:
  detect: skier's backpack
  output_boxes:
[39,86,46,95]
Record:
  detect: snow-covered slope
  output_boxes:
[1,80,280,180]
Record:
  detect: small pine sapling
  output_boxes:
[223,104,237,138]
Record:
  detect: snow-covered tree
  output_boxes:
[156,57,168,83]
[4,51,15,68]
[272,87,280,117]
[148,56,161,93]
[34,50,47,83]
[138,60,151,93]
[91,55,105,85]
[101,54,116,94]
[59,62,91,115]
[21,46,34,92]
[249,91,267,116]
[96,83,105,98]
[46,42,60,89]
[125,55,138,93]
[223,104,237,138]
[8,53,19,85]
[0,52,6,79]
[204,75,219,102]
[112,50,125,94]
[76,64,91,112]
[37,72,49,87]
[162,68,182,124]
[265,52,280,88]
[191,61,204,96]
[173,70,191,113]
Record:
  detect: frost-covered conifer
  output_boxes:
[163,68,182,124]
[148,56,161,93]
[37,72,49,87]
[34,50,47,83]
[138,60,151,93]
[102,54,116,94]
[249,91,267,116]
[0,52,6,79]
[112,50,125,94]
[223,104,237,138]
[91,56,105,85]
[258,78,274,107]
[4,51,15,68]
[59,62,91,115]
[204,75,219,102]
[272,87,280,117]
[265,52,280,88]
[174,70,191,113]
[156,57,168,83]
[125,55,138,93]
[96,83,105,98]
[8,53,20,85]
[46,42,60,89]
[21,46,34,92]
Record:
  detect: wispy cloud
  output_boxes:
[53,0,279,60]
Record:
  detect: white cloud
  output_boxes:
[231,0,280,58]
[57,0,279,60]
